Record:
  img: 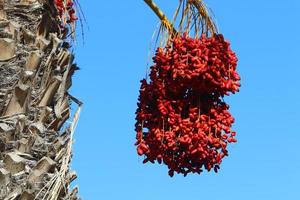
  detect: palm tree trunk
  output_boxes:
[0,0,80,199]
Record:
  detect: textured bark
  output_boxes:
[0,0,80,199]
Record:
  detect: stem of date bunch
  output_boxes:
[144,0,178,36]
[188,0,218,34]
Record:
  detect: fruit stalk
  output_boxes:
[144,0,177,35]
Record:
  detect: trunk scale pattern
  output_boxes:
[0,0,81,199]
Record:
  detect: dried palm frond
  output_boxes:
[34,98,82,200]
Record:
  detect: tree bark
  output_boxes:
[0,0,80,199]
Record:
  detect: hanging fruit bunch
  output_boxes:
[54,0,78,28]
[135,0,241,177]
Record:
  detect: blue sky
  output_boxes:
[70,0,300,199]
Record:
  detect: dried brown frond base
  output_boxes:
[0,0,81,199]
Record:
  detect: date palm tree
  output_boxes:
[0,0,81,199]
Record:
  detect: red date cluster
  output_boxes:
[54,0,78,24]
[135,34,240,177]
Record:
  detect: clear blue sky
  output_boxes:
[70,1,300,199]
